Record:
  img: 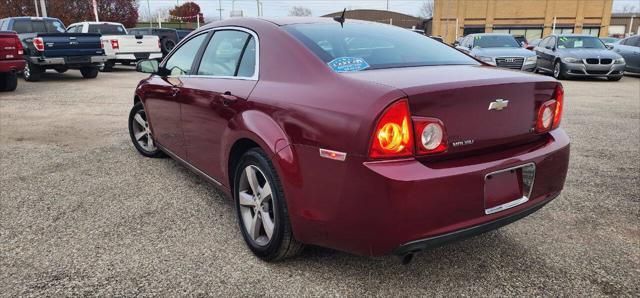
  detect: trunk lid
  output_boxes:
[342,65,560,156]
[35,33,104,57]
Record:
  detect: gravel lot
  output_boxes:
[1,67,638,296]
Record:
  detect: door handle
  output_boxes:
[219,91,239,106]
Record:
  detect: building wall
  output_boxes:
[433,0,613,43]
[609,13,639,37]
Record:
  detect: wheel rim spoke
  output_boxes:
[248,212,262,240]
[245,167,260,195]
[134,113,146,128]
[260,182,272,201]
[238,191,255,206]
[260,210,274,239]
[146,134,154,149]
[134,131,146,141]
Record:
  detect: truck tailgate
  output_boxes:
[38,33,103,57]
[105,35,160,54]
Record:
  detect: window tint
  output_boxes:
[47,19,65,33]
[237,37,256,77]
[88,24,126,35]
[472,35,521,48]
[165,33,207,76]
[627,36,640,47]
[548,37,556,48]
[557,36,604,49]
[11,20,31,33]
[197,30,250,77]
[285,23,477,70]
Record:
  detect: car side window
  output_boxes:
[628,36,640,47]
[197,30,253,77]
[547,37,556,49]
[237,37,256,77]
[164,33,207,76]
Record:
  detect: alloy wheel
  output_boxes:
[238,165,275,246]
[553,63,560,78]
[131,109,156,152]
[24,63,30,79]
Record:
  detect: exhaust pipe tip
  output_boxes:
[401,253,414,265]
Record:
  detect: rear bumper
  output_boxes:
[393,192,556,255]
[564,62,626,77]
[29,55,108,66]
[0,59,25,73]
[286,129,570,256]
[108,52,163,61]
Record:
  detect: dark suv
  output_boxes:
[534,34,625,81]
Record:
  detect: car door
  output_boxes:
[538,37,555,70]
[144,32,208,157]
[180,28,259,181]
[614,36,640,69]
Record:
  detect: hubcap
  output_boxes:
[131,109,156,152]
[238,165,275,246]
[554,63,560,77]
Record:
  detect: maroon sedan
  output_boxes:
[129,18,569,262]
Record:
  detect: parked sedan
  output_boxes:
[130,18,570,262]
[456,33,537,71]
[611,35,640,73]
[534,34,625,80]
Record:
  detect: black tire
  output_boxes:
[54,67,68,73]
[121,61,131,66]
[1,72,18,91]
[553,61,566,80]
[161,38,176,55]
[99,61,115,72]
[607,76,622,81]
[234,148,303,261]
[128,102,165,158]
[23,62,42,82]
[80,66,99,79]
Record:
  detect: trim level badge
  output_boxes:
[488,99,509,111]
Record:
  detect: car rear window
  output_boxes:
[11,19,65,34]
[284,22,477,71]
[472,35,521,48]
[88,24,126,35]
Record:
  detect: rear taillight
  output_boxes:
[110,39,119,50]
[32,37,44,51]
[535,84,564,133]
[369,99,414,159]
[15,37,23,55]
[552,84,563,129]
[414,118,447,155]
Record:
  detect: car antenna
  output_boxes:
[333,8,347,27]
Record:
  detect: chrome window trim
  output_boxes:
[161,26,260,81]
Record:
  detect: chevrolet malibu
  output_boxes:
[129,18,570,263]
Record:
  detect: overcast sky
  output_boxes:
[139,0,640,21]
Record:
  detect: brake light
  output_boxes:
[552,84,563,129]
[369,99,414,159]
[536,100,557,133]
[110,39,119,50]
[32,37,44,51]
[414,118,447,155]
[15,37,23,55]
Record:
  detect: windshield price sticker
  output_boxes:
[327,57,370,72]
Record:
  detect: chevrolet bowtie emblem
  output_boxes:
[488,99,509,111]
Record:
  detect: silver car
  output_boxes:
[612,35,640,73]
[534,34,625,81]
[456,33,537,71]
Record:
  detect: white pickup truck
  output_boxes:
[66,22,162,71]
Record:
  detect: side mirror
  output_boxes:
[605,44,614,50]
[136,59,159,74]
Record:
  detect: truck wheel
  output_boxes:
[80,67,99,79]
[23,62,42,82]
[99,61,115,72]
[1,72,18,91]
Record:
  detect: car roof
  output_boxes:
[553,34,598,37]
[467,33,513,37]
